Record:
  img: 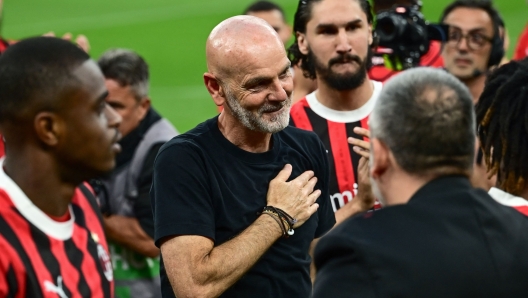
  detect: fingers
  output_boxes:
[62,32,73,41]
[75,34,91,53]
[292,169,315,187]
[42,31,56,37]
[353,127,370,138]
[273,164,293,182]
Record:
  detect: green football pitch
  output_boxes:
[2,0,526,132]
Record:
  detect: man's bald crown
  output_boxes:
[206,15,285,76]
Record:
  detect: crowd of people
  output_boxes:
[1,0,528,297]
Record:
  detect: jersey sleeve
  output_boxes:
[313,137,336,238]
[151,141,216,247]
[0,237,25,297]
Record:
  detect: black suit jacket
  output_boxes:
[313,176,528,298]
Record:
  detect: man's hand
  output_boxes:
[334,127,375,224]
[266,164,321,228]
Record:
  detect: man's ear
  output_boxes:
[204,73,226,107]
[297,32,309,55]
[370,138,390,180]
[137,97,151,119]
[34,112,61,147]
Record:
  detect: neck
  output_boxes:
[217,112,273,153]
[461,74,486,104]
[315,77,374,111]
[380,171,432,206]
[3,149,77,217]
[519,185,528,201]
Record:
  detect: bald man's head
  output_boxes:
[206,15,285,80]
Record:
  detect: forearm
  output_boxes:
[162,214,283,298]
[334,198,366,225]
[103,215,159,258]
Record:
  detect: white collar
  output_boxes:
[488,187,528,208]
[0,158,75,240]
[305,80,383,123]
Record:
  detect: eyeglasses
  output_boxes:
[446,29,493,51]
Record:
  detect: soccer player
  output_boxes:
[289,0,380,223]
[476,58,528,215]
[0,37,120,297]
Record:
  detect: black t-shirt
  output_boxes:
[151,116,335,298]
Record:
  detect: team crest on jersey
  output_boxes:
[97,244,114,282]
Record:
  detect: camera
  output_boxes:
[374,4,448,70]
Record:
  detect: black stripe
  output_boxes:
[72,202,111,297]
[0,214,43,298]
[64,239,91,297]
[79,183,105,224]
[30,226,73,298]
[6,265,18,298]
[305,108,340,197]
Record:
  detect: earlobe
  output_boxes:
[297,32,309,55]
[34,112,60,147]
[204,73,225,106]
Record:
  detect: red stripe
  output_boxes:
[51,240,81,297]
[71,223,103,297]
[514,206,528,216]
[360,116,370,141]
[72,188,113,294]
[290,98,313,131]
[0,190,52,296]
[0,235,27,298]
[327,121,355,204]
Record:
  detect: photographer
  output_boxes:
[368,0,445,82]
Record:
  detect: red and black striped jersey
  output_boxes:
[0,159,114,297]
[290,81,383,212]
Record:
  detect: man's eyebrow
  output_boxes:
[448,25,488,33]
[316,19,362,30]
[243,63,291,88]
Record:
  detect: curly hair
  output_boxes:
[475,58,528,195]
[287,0,374,80]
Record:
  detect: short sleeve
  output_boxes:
[150,141,215,247]
[314,138,336,238]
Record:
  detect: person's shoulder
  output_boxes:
[158,118,213,156]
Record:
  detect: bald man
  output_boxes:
[151,16,335,298]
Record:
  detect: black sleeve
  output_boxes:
[150,141,216,247]
[312,229,375,298]
[133,143,164,239]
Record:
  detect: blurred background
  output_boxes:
[2,0,525,132]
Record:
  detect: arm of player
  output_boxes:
[334,127,375,224]
[103,215,159,258]
[161,164,321,298]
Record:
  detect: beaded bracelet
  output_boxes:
[263,206,297,237]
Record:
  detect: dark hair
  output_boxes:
[288,0,374,79]
[370,67,475,176]
[0,36,89,123]
[440,0,504,67]
[98,49,149,100]
[244,1,286,21]
[475,58,528,195]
